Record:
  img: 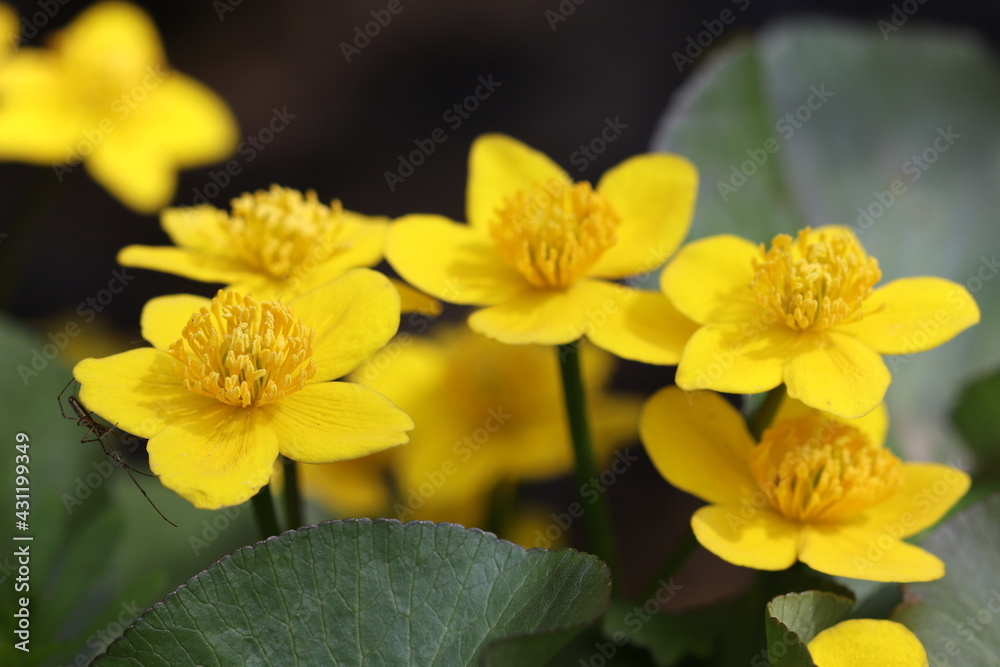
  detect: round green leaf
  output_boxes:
[893,493,1000,665]
[765,590,854,667]
[94,519,610,665]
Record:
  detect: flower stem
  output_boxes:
[251,486,280,540]
[556,341,619,577]
[749,385,787,441]
[283,457,303,530]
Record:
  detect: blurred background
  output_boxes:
[1,1,999,661]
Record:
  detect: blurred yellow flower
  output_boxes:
[662,226,980,418]
[807,619,928,666]
[74,270,413,509]
[640,386,969,582]
[0,4,16,62]
[387,134,698,357]
[0,1,237,213]
[119,184,440,313]
[302,324,640,527]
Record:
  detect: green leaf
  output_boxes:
[601,598,714,666]
[892,493,1000,665]
[764,590,854,667]
[952,367,1000,474]
[95,520,610,665]
[653,20,1000,461]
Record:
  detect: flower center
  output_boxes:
[489,179,620,289]
[750,228,881,330]
[222,186,347,282]
[749,414,903,523]
[169,290,317,407]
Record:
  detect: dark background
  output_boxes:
[1,0,998,598]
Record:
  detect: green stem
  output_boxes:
[283,457,303,530]
[556,341,619,578]
[749,385,787,441]
[251,485,280,540]
[640,526,698,601]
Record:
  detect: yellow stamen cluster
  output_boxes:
[490,179,620,289]
[169,290,317,407]
[750,228,881,330]
[221,185,346,281]
[750,414,903,523]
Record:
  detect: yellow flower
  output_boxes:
[640,386,969,582]
[118,184,440,314]
[0,1,237,213]
[662,226,980,418]
[298,450,394,518]
[807,619,928,666]
[73,269,413,509]
[336,324,641,526]
[386,134,698,357]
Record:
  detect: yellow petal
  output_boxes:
[586,289,698,365]
[692,505,800,571]
[118,246,250,286]
[85,130,178,214]
[784,332,891,419]
[466,133,568,230]
[855,463,970,538]
[290,269,400,381]
[0,5,17,61]
[159,205,234,253]
[466,278,618,345]
[675,323,796,395]
[140,293,211,351]
[0,50,84,162]
[838,277,980,354]
[798,524,944,582]
[661,234,759,324]
[282,211,388,296]
[589,153,697,278]
[148,404,278,509]
[807,619,928,667]
[772,395,889,447]
[391,278,442,316]
[74,348,214,438]
[387,214,529,305]
[57,2,164,74]
[265,382,413,462]
[640,386,759,505]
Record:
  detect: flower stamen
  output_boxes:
[750,414,903,523]
[169,290,317,407]
[750,228,881,330]
[489,179,620,289]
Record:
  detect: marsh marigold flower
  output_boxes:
[73,269,413,509]
[386,134,698,358]
[807,619,928,666]
[640,387,969,582]
[661,226,980,418]
[119,185,440,314]
[305,324,641,527]
[0,1,237,213]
